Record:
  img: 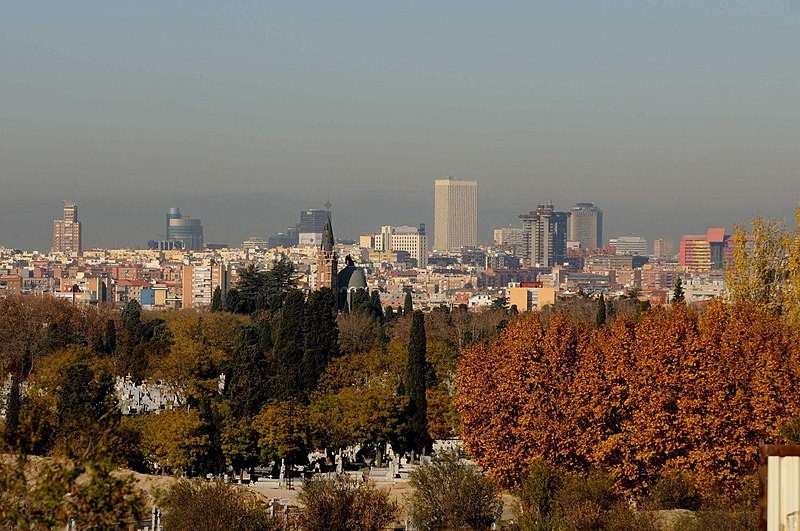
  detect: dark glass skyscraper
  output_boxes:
[298,208,331,246]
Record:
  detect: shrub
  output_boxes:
[513,459,563,528]
[648,473,701,510]
[162,480,279,531]
[408,450,502,531]
[298,474,398,531]
[556,472,619,530]
[513,465,657,531]
[672,509,758,531]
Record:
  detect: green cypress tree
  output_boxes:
[103,319,116,355]
[606,298,615,320]
[226,327,273,418]
[404,292,414,315]
[405,311,430,457]
[369,290,384,322]
[121,300,141,331]
[4,375,20,447]
[596,293,606,327]
[210,286,223,312]
[673,277,685,303]
[384,306,395,321]
[302,288,340,393]
[257,317,273,354]
[225,288,242,313]
[349,288,370,315]
[272,289,306,400]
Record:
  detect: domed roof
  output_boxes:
[337,255,367,290]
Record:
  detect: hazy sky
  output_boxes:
[2,1,800,250]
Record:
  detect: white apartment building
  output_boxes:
[360,225,428,268]
[390,226,428,268]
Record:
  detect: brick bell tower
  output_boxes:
[316,215,338,291]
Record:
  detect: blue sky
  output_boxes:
[2,1,799,249]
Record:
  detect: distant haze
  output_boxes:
[2,1,799,251]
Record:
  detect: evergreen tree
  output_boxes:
[405,311,430,457]
[257,318,273,354]
[210,286,223,312]
[235,264,267,314]
[235,258,298,314]
[121,300,141,332]
[491,296,509,312]
[349,288,371,315]
[302,288,340,394]
[369,290,384,322]
[404,292,414,315]
[384,306,395,321]
[56,364,120,457]
[596,294,606,327]
[272,289,307,400]
[673,277,685,303]
[225,288,242,313]
[264,257,298,308]
[226,327,273,418]
[606,298,615,320]
[103,319,116,355]
[4,375,20,447]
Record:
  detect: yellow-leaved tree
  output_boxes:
[727,206,800,325]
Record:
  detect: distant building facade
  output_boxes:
[268,226,299,248]
[493,227,526,247]
[299,208,331,246]
[166,207,203,251]
[52,201,82,255]
[569,202,603,249]
[519,203,569,268]
[242,237,268,250]
[361,224,428,268]
[182,263,230,309]
[434,178,478,251]
[653,238,675,258]
[680,228,732,271]
[610,235,648,256]
[508,285,556,311]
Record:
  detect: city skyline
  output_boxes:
[1,192,797,253]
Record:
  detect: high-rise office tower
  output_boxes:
[519,203,569,267]
[166,207,204,250]
[52,201,82,255]
[569,203,603,249]
[434,178,478,251]
[299,208,331,246]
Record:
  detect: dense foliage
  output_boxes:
[457,300,800,498]
[0,273,510,492]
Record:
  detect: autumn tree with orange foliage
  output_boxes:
[456,301,800,498]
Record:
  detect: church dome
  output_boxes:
[337,255,367,290]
